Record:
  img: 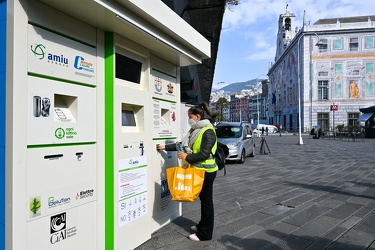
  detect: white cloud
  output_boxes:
[244,46,276,61]
[214,0,375,84]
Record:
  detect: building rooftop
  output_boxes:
[314,15,375,25]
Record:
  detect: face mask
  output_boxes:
[188,118,196,127]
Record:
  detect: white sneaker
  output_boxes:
[188,233,200,241]
[190,225,197,233]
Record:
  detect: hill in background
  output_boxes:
[212,78,267,94]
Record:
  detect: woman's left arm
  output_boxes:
[183,129,216,163]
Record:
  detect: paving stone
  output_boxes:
[327,229,375,250]
[291,215,342,239]
[282,205,331,227]
[303,226,349,250]
[325,202,363,220]
[135,135,375,250]
[283,194,316,208]
[352,211,375,234]
[315,198,344,209]
[262,234,313,250]
[261,204,294,216]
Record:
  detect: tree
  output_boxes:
[216,97,229,122]
[226,0,240,6]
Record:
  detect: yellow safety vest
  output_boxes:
[191,126,218,173]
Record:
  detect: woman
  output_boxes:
[156,102,218,241]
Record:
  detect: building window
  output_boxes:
[365,36,375,49]
[318,80,329,100]
[349,38,359,51]
[317,113,329,131]
[351,69,360,75]
[348,113,359,126]
[333,38,343,50]
[318,39,328,52]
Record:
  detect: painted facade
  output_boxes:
[268,13,375,133]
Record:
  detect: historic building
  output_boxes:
[268,9,375,133]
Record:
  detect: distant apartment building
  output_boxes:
[268,10,375,132]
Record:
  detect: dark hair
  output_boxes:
[189,102,218,123]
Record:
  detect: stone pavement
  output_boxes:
[136,134,375,250]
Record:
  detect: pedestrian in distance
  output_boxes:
[261,127,265,136]
[156,102,218,242]
[266,127,269,136]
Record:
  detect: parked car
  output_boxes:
[215,122,255,164]
[252,124,279,136]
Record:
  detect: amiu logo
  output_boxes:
[30,43,69,66]
[30,44,46,60]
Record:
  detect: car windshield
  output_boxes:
[216,126,242,138]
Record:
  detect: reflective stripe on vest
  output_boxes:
[192,126,217,169]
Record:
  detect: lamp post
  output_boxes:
[297,32,322,145]
[256,75,268,127]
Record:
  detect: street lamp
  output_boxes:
[297,32,322,145]
[256,75,268,127]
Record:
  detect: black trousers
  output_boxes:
[196,170,217,240]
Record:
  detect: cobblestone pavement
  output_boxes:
[136,134,375,250]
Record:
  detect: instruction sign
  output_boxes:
[118,156,148,227]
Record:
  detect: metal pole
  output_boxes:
[296,32,322,145]
[256,78,259,126]
[297,34,304,145]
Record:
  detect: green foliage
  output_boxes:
[216,97,229,121]
[336,124,344,132]
[226,0,240,5]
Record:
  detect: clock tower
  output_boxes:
[275,6,296,60]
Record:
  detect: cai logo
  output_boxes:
[50,212,66,244]
[30,43,46,60]
[29,197,41,218]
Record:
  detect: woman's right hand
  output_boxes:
[156,144,165,151]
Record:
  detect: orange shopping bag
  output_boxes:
[166,160,205,202]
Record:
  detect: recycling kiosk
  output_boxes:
[2,0,210,249]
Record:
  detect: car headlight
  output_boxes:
[228,142,240,148]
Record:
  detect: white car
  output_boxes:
[215,122,255,164]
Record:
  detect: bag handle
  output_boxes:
[179,158,191,169]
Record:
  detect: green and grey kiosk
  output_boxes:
[1,0,210,249]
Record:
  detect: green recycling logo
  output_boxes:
[31,43,46,60]
[55,128,65,139]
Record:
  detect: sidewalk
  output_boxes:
[136,134,375,250]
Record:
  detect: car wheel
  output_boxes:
[249,144,255,157]
[238,149,245,164]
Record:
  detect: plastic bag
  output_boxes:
[166,160,205,202]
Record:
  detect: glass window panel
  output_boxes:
[366,63,374,74]
[335,64,342,74]
[365,37,375,48]
[333,39,343,50]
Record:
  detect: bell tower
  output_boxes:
[275,4,296,60]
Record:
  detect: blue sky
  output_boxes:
[212,0,375,88]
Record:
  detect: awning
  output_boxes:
[358,113,373,122]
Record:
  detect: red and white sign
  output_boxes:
[331,104,338,111]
